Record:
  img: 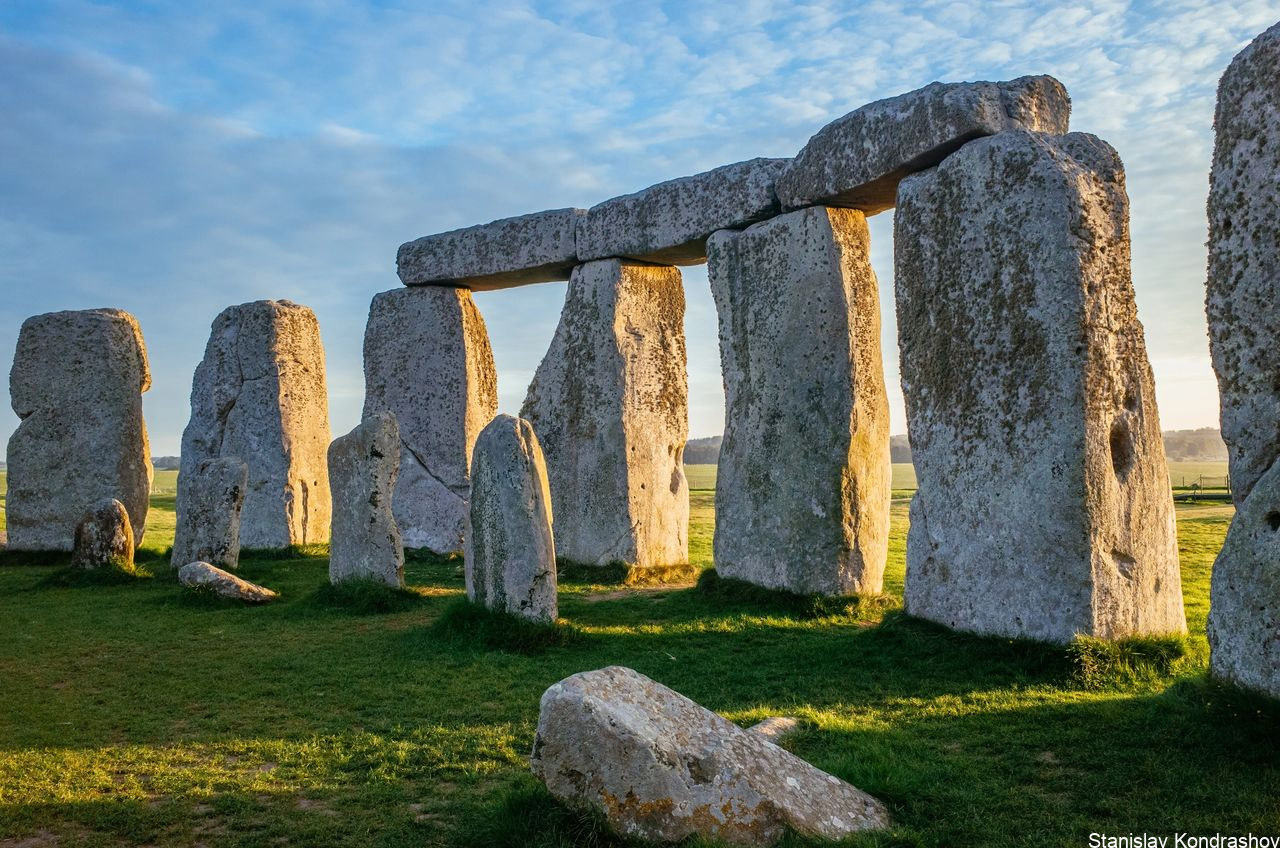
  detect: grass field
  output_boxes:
[0,463,1274,847]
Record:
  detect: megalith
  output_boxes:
[707,206,890,595]
[1205,21,1280,697]
[180,300,332,549]
[71,498,135,572]
[328,412,404,588]
[521,259,689,569]
[179,561,278,603]
[362,286,498,554]
[6,308,152,550]
[466,414,557,623]
[895,130,1184,643]
[172,457,248,570]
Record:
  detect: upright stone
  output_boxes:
[1205,21,1280,697]
[328,412,404,588]
[172,457,248,570]
[707,207,890,595]
[362,287,498,554]
[180,300,332,549]
[71,498,135,572]
[521,259,689,569]
[895,131,1184,643]
[6,309,152,550]
[466,414,557,623]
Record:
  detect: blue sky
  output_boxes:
[1,0,1275,454]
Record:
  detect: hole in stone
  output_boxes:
[1123,385,1138,412]
[1266,511,1280,532]
[1109,419,1133,477]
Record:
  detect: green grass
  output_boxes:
[0,473,1275,847]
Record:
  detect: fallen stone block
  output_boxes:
[172,457,248,570]
[71,498,135,571]
[179,561,278,603]
[328,412,404,588]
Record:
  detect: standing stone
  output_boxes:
[1205,21,1280,697]
[895,130,1184,644]
[362,287,498,554]
[328,412,403,588]
[707,207,890,595]
[466,415,557,622]
[172,457,248,570]
[71,498,135,572]
[521,259,689,569]
[6,308,152,551]
[180,300,332,550]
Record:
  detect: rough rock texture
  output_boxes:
[6,308,153,551]
[71,499,135,571]
[465,415,557,623]
[328,412,404,588]
[172,457,248,570]
[178,561,278,603]
[895,131,1184,643]
[521,259,689,569]
[362,287,498,554]
[777,76,1071,214]
[708,207,890,595]
[1205,21,1280,698]
[531,666,889,845]
[576,158,789,265]
[180,300,332,550]
[397,208,584,290]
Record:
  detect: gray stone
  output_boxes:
[465,414,557,623]
[1205,21,1280,699]
[6,308,153,551]
[180,300,332,550]
[397,208,584,291]
[777,76,1071,214]
[172,457,248,570]
[362,287,498,554]
[179,560,278,603]
[708,207,890,595]
[895,130,1184,644]
[576,158,789,265]
[71,498,134,571]
[328,412,404,588]
[531,666,889,845]
[747,716,799,743]
[521,259,689,569]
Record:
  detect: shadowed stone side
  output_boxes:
[6,308,153,551]
[362,287,498,554]
[466,415,557,623]
[895,131,1184,644]
[521,259,689,569]
[1205,21,1280,698]
[180,300,332,550]
[329,412,404,588]
[172,457,248,570]
[777,76,1070,214]
[708,206,890,595]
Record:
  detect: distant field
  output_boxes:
[685,463,919,492]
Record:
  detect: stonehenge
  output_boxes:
[178,561,278,603]
[171,457,248,570]
[1206,21,1280,698]
[180,300,332,550]
[328,412,404,588]
[71,498,135,572]
[6,308,152,551]
[362,286,497,554]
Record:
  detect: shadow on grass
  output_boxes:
[694,569,897,621]
[559,560,705,587]
[36,563,152,588]
[307,577,425,615]
[239,544,331,561]
[424,597,584,655]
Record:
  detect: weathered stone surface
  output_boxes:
[777,76,1071,214]
[71,498,134,571]
[172,457,248,570]
[397,208,584,291]
[895,131,1184,643]
[521,259,689,569]
[1205,21,1280,698]
[328,412,404,587]
[179,561,278,603]
[465,415,557,622]
[531,666,889,845]
[180,300,332,550]
[6,308,152,551]
[576,158,789,265]
[708,207,890,595]
[362,287,498,554]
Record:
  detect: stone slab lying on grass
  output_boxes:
[576,158,789,265]
[172,457,247,570]
[397,208,584,290]
[776,76,1070,214]
[747,716,799,743]
[71,498,134,571]
[178,561,278,603]
[328,412,404,588]
[531,666,888,845]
